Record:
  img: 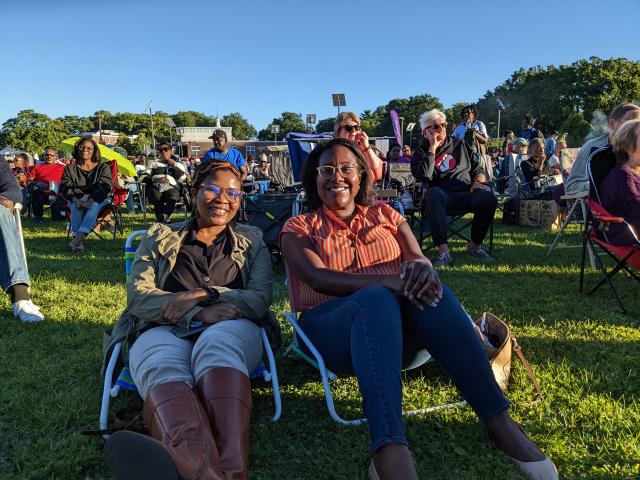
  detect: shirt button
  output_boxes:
[204,276,210,282]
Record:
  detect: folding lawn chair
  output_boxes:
[281,266,466,426]
[100,230,282,439]
[578,154,640,313]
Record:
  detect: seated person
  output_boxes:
[102,161,273,480]
[387,143,402,163]
[143,143,188,223]
[27,148,66,222]
[0,157,44,322]
[547,140,569,176]
[601,119,640,246]
[280,138,558,480]
[519,138,561,196]
[11,153,30,205]
[411,109,497,266]
[60,138,113,252]
[334,111,384,181]
[252,153,271,181]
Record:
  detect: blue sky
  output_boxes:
[1,0,638,132]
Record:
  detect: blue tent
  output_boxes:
[286,133,333,181]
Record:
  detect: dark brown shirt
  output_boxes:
[163,224,241,293]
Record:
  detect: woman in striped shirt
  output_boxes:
[280,138,558,480]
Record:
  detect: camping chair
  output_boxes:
[281,266,466,426]
[578,156,640,313]
[413,183,494,253]
[100,230,282,439]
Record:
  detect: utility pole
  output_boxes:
[97,114,103,143]
[146,100,156,157]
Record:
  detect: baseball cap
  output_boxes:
[208,129,227,140]
[513,137,529,146]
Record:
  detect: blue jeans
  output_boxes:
[69,199,111,236]
[0,205,30,292]
[298,285,508,452]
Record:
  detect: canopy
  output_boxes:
[285,133,333,181]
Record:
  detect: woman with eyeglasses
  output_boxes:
[143,143,188,222]
[334,111,384,181]
[60,138,112,251]
[280,138,558,480]
[103,161,273,480]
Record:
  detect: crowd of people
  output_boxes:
[2,101,640,480]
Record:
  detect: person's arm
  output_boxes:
[410,146,436,183]
[240,165,248,180]
[465,140,489,190]
[474,122,488,145]
[126,229,206,328]
[0,158,22,205]
[89,164,113,202]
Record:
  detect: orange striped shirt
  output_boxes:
[281,203,406,311]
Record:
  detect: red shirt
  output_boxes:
[281,203,405,311]
[28,163,66,183]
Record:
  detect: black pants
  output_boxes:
[30,188,66,220]
[148,187,180,222]
[424,187,497,246]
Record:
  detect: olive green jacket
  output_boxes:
[102,220,273,371]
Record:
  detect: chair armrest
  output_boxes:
[561,191,589,200]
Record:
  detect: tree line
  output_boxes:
[1,57,638,154]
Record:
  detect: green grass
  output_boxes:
[0,213,639,479]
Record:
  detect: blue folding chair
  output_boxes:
[99,230,282,439]
[281,267,466,426]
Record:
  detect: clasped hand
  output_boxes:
[161,289,240,325]
[397,260,443,309]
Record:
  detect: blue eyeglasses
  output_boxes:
[200,183,244,203]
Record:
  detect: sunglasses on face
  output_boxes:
[425,122,448,132]
[341,124,362,133]
[200,183,244,203]
[45,153,57,157]
[316,163,358,180]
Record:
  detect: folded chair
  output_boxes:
[578,154,640,313]
[281,266,466,426]
[100,230,282,439]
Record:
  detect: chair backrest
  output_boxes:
[586,145,615,203]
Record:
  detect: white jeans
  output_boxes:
[129,320,263,400]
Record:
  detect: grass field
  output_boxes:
[0,212,638,480]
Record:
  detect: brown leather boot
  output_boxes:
[143,381,224,480]
[197,368,252,480]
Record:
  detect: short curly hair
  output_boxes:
[72,138,101,164]
[301,138,373,211]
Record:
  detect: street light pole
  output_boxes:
[399,116,405,144]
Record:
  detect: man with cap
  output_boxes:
[253,153,271,181]
[202,129,248,179]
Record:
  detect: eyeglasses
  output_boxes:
[425,122,448,132]
[316,164,359,179]
[200,183,244,203]
[341,124,362,133]
[159,147,171,152]
[44,153,57,157]
[79,146,94,151]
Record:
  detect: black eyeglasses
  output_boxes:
[316,164,358,179]
[200,183,244,203]
[341,124,362,133]
[425,122,448,132]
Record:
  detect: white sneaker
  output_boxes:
[13,300,45,323]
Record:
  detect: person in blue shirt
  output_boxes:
[517,115,544,142]
[202,129,248,179]
[544,130,558,158]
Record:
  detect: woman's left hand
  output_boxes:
[161,289,208,324]
[399,260,443,309]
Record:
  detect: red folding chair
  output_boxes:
[579,150,640,312]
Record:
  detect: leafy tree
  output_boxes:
[257,112,310,140]
[57,115,93,136]
[111,112,147,135]
[172,111,213,128]
[116,133,134,155]
[221,112,257,140]
[91,110,113,131]
[444,102,472,125]
[560,112,591,147]
[133,132,151,155]
[0,110,67,154]
[315,117,336,134]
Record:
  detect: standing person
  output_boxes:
[502,130,515,155]
[519,138,560,194]
[135,154,147,175]
[202,130,248,180]
[451,105,489,153]
[103,161,272,480]
[60,138,112,252]
[517,115,544,142]
[334,112,384,181]
[280,138,558,480]
[0,157,44,322]
[145,143,188,223]
[565,103,640,196]
[27,147,66,222]
[545,130,559,158]
[411,109,496,267]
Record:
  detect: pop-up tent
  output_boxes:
[285,133,333,182]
